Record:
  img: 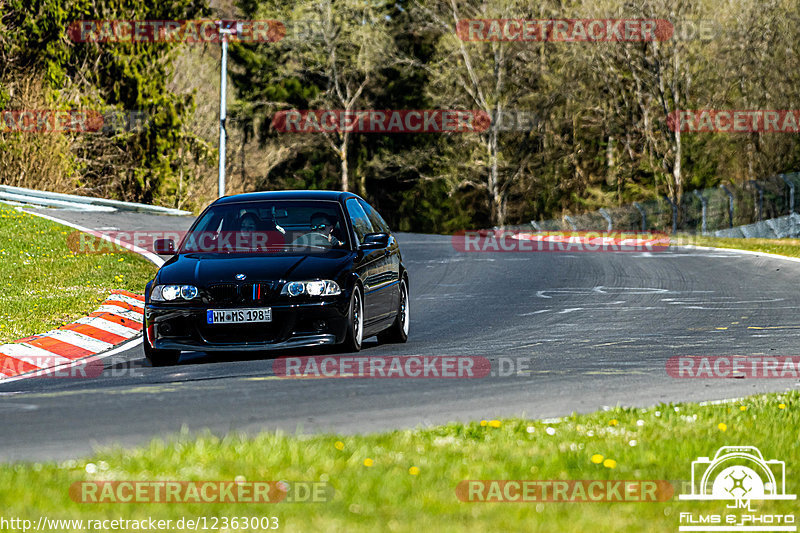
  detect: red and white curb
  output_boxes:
[0,290,144,381]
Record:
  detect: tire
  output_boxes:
[341,285,364,352]
[378,278,409,344]
[144,339,180,367]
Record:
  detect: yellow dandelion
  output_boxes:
[591,454,604,464]
[718,423,727,432]
[363,458,374,467]
[779,403,786,409]
[409,466,420,475]
[609,419,618,426]
[739,406,747,411]
[488,420,501,428]
[603,459,617,469]
[334,441,344,451]
[480,420,488,427]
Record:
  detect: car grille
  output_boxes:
[206,282,279,304]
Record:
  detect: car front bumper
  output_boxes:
[145,298,349,352]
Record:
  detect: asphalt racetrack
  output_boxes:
[1,208,798,461]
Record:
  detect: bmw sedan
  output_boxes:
[143,190,409,366]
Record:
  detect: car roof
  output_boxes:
[212,190,359,205]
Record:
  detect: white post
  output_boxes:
[218,31,229,198]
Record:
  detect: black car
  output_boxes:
[143,190,409,366]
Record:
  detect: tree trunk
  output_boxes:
[340,133,349,191]
[488,126,504,225]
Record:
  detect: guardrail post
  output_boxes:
[563,215,577,230]
[633,202,646,231]
[781,174,795,215]
[663,195,678,234]
[692,190,708,235]
[598,208,613,231]
[749,180,764,221]
[719,185,734,228]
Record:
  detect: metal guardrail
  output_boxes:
[511,172,800,236]
[0,185,192,215]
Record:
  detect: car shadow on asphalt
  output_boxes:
[129,339,383,370]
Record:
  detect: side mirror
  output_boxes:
[361,232,390,249]
[153,238,176,254]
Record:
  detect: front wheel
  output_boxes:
[378,278,409,344]
[144,339,180,367]
[340,285,364,352]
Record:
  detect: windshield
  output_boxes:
[179,200,350,253]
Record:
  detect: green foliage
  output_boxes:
[1,0,211,207]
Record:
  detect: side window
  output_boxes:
[346,198,375,244]
[358,199,391,234]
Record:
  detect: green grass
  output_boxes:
[673,234,800,257]
[0,206,157,343]
[0,392,796,532]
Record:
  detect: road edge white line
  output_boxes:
[19,208,165,267]
[678,244,800,263]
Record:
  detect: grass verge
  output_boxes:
[0,206,157,343]
[673,234,800,258]
[0,391,796,532]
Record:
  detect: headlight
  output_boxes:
[151,284,199,301]
[181,285,198,299]
[286,282,305,296]
[281,280,341,297]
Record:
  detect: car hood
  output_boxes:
[156,251,354,285]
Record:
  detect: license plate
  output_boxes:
[206,308,272,324]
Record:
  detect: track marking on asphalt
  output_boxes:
[584,370,649,375]
[520,309,550,316]
[516,342,544,349]
[591,340,635,348]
